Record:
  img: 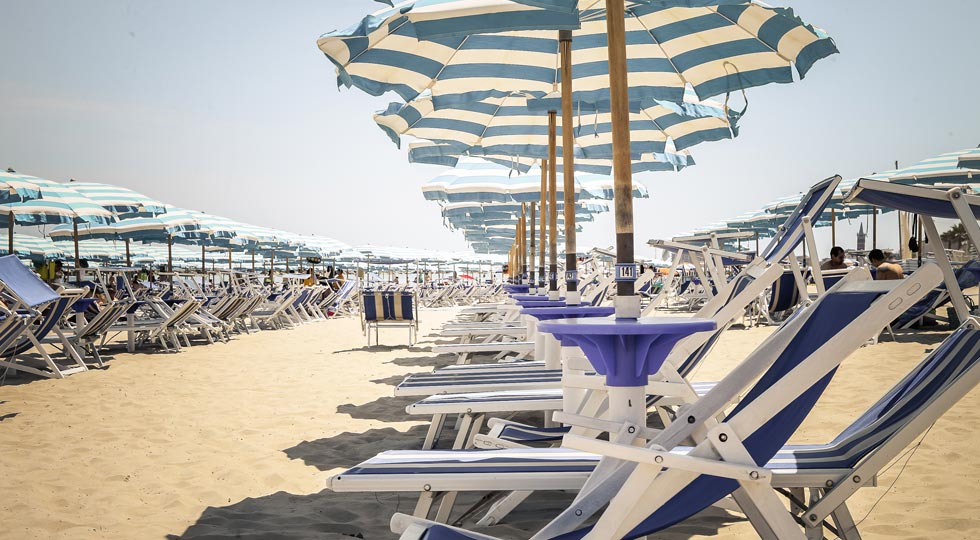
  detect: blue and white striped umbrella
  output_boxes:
[958,148,980,170]
[376,89,738,162]
[888,148,980,186]
[0,171,43,203]
[422,156,646,203]
[52,206,209,244]
[408,139,693,174]
[319,1,836,107]
[67,182,167,216]
[0,234,67,262]
[0,178,114,226]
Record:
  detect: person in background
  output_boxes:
[821,246,848,270]
[869,249,904,280]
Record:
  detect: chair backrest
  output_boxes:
[362,291,414,322]
[761,176,842,264]
[0,255,60,308]
[768,268,802,313]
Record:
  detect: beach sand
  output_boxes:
[1,308,978,540]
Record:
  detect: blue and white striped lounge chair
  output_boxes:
[361,290,419,346]
[0,256,86,378]
[845,180,980,326]
[379,264,942,537]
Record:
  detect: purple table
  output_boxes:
[503,284,530,294]
[511,294,557,302]
[515,299,585,308]
[538,317,716,426]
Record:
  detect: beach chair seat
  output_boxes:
[362,290,419,346]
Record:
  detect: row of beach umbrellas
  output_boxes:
[0,169,497,272]
[684,146,980,250]
[321,0,838,312]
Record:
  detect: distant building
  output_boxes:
[856,222,866,251]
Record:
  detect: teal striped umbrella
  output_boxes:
[959,148,980,170]
[376,89,738,167]
[0,171,43,203]
[888,147,980,186]
[67,182,167,216]
[319,2,836,107]
[0,234,67,263]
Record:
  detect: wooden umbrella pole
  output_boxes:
[74,221,81,282]
[539,158,547,290]
[517,203,527,283]
[125,238,131,267]
[605,0,638,317]
[7,212,13,254]
[529,202,536,290]
[201,244,206,274]
[559,29,578,303]
[228,247,232,270]
[167,235,173,278]
[547,110,559,297]
[251,250,255,271]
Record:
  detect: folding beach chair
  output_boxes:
[846,181,980,325]
[894,260,980,329]
[361,290,419,346]
[0,256,86,379]
[380,264,942,538]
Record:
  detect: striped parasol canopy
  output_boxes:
[0,170,44,204]
[408,140,693,175]
[376,89,738,163]
[0,178,114,226]
[422,157,646,203]
[67,182,167,216]
[958,148,980,170]
[887,147,980,186]
[319,1,837,107]
[0,234,67,262]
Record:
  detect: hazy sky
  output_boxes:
[1,1,978,258]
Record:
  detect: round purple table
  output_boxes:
[511,294,558,302]
[537,317,717,388]
[538,316,716,427]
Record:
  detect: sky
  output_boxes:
[1,0,978,259]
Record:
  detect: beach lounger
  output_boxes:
[0,256,86,378]
[361,290,419,346]
[379,264,941,536]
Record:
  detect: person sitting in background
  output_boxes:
[820,246,848,270]
[869,249,904,280]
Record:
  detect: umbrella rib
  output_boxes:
[626,8,690,90]
[425,34,471,93]
[345,18,412,66]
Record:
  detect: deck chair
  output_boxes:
[0,256,84,378]
[382,264,942,538]
[361,290,419,346]
[845,181,980,326]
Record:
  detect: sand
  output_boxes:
[1,308,979,540]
